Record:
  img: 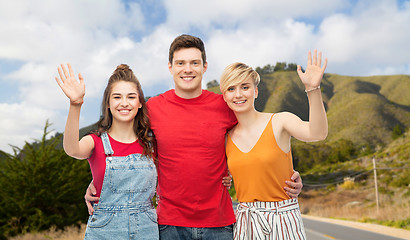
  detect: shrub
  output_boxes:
[340,179,356,190]
[389,170,410,188]
[0,121,90,239]
[392,124,404,140]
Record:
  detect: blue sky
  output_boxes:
[0,0,409,153]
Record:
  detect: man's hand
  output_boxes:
[84,181,100,215]
[222,174,233,189]
[284,171,303,198]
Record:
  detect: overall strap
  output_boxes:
[101,132,114,156]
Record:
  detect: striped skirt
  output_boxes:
[234,198,306,240]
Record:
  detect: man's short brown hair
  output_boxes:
[169,34,207,65]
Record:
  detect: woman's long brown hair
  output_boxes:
[94,64,156,159]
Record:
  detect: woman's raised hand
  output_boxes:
[297,50,327,91]
[55,63,85,105]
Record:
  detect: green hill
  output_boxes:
[324,74,409,146]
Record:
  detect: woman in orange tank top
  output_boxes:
[220,50,328,240]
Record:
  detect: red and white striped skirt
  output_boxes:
[234,198,306,240]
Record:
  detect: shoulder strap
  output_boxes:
[101,132,114,156]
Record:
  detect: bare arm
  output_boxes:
[282,50,328,142]
[55,63,94,159]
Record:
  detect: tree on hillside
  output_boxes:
[256,62,299,75]
[392,124,405,139]
[256,64,274,75]
[0,121,90,239]
[206,79,219,88]
[285,63,298,71]
[291,139,358,172]
[274,62,287,71]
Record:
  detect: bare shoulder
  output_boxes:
[78,135,95,158]
[271,112,301,132]
[273,111,298,121]
[261,112,273,118]
[227,124,238,137]
[80,134,94,144]
[272,111,289,122]
[271,112,284,128]
[256,112,274,128]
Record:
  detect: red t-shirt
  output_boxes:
[88,133,144,200]
[147,89,237,227]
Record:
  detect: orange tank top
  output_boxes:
[226,115,293,202]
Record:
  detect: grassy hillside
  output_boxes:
[298,129,410,229]
[324,74,409,146]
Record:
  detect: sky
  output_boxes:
[0,0,409,154]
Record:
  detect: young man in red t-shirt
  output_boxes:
[85,34,303,239]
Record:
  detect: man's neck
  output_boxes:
[174,88,203,99]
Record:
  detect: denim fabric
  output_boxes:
[159,224,233,240]
[84,132,158,240]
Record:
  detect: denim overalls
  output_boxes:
[84,132,158,240]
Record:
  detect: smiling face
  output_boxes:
[109,81,141,124]
[220,63,260,114]
[222,78,258,113]
[169,47,208,99]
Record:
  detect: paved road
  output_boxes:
[231,202,408,239]
[303,217,407,240]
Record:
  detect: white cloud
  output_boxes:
[204,19,316,83]
[317,0,410,75]
[368,63,410,76]
[0,102,58,153]
[0,0,145,62]
[163,0,347,30]
[0,0,147,153]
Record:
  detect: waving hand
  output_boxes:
[297,50,327,91]
[55,63,85,105]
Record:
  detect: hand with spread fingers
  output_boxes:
[297,49,328,92]
[55,63,85,105]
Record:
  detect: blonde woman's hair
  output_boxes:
[219,62,260,93]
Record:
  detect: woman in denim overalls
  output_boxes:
[56,63,158,239]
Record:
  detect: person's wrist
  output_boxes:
[70,99,84,105]
[305,85,320,93]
